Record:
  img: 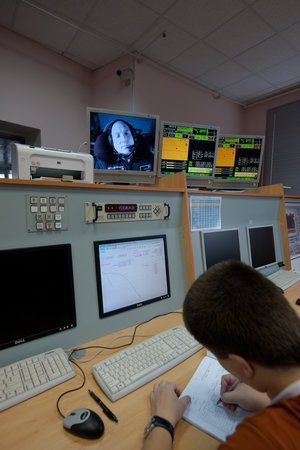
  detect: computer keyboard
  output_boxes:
[0,348,75,411]
[267,269,300,291]
[92,325,203,402]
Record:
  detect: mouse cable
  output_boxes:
[56,311,182,416]
[56,358,86,419]
[71,334,154,363]
[68,311,183,361]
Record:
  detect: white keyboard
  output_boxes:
[267,269,300,291]
[92,325,203,402]
[0,348,75,411]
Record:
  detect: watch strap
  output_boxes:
[144,415,174,442]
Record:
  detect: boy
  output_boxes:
[142,260,300,449]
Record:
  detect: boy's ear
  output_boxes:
[227,353,255,379]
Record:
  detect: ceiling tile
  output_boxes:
[66,31,124,69]
[204,9,274,58]
[164,0,245,39]
[169,41,227,78]
[259,54,300,84]
[220,75,273,100]
[235,34,297,72]
[197,60,250,89]
[0,0,17,28]
[133,18,197,63]
[27,0,97,24]
[14,2,77,52]
[137,0,175,14]
[281,22,300,51]
[84,0,158,46]
[252,0,300,31]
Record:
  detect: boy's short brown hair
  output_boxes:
[183,260,300,367]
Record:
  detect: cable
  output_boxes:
[56,311,182,417]
[71,334,154,363]
[68,311,182,360]
[56,358,86,418]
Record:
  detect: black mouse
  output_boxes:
[63,408,104,439]
[296,298,300,306]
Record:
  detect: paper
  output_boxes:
[181,356,252,442]
[190,196,222,231]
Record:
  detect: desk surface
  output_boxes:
[1,282,300,450]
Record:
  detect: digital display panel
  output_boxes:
[87,107,160,184]
[159,121,220,187]
[214,134,265,189]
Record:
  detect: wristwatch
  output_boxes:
[144,415,174,442]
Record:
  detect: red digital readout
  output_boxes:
[105,204,138,212]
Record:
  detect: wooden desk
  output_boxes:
[1,283,300,450]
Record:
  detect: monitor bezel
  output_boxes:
[247,224,277,270]
[0,243,77,351]
[201,227,241,271]
[158,120,220,188]
[93,235,171,318]
[86,107,160,185]
[213,133,265,190]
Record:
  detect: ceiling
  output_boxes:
[2,0,300,106]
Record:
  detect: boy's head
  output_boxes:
[183,260,300,367]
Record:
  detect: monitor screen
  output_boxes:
[0,244,77,351]
[247,224,276,269]
[158,121,220,187]
[94,235,171,318]
[213,134,265,189]
[87,107,160,184]
[201,228,241,270]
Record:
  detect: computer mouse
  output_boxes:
[296,298,300,306]
[63,408,104,439]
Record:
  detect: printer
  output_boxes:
[11,144,94,183]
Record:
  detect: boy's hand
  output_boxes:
[150,380,191,426]
[221,374,270,412]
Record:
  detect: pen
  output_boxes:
[88,389,118,422]
[216,379,239,406]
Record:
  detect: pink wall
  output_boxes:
[91,57,244,134]
[244,90,300,136]
[2,22,300,151]
[134,60,244,133]
[0,26,91,151]
[91,55,132,111]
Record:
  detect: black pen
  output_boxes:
[88,389,118,422]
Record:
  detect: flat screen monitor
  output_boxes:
[201,228,241,270]
[158,121,220,187]
[247,224,276,269]
[94,235,171,318]
[213,134,265,189]
[0,244,77,351]
[87,107,160,184]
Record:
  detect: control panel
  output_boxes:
[85,202,170,224]
[26,194,68,232]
